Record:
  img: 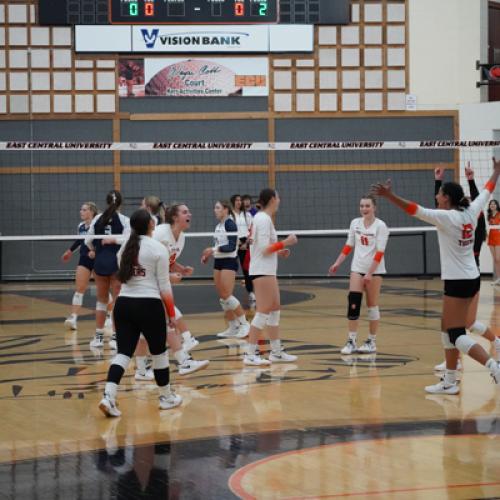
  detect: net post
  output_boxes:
[417,230,433,280]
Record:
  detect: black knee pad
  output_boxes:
[347,292,362,320]
[448,327,466,345]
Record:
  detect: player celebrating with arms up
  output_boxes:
[372,158,500,394]
[329,195,389,355]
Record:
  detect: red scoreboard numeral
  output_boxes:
[235,2,245,16]
[145,2,154,16]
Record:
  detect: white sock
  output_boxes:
[230,319,240,329]
[182,331,193,342]
[444,370,457,385]
[70,313,77,320]
[348,332,357,342]
[270,339,281,354]
[246,343,257,356]
[486,358,497,372]
[96,328,105,335]
[136,356,147,372]
[237,314,248,325]
[104,382,118,400]
[174,349,188,364]
[494,337,500,354]
[368,334,376,342]
[158,384,172,398]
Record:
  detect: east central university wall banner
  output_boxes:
[118,58,268,97]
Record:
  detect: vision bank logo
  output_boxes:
[141,29,159,49]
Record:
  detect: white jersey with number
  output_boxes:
[413,188,490,280]
[153,223,185,270]
[117,236,172,299]
[346,217,389,274]
[249,211,278,276]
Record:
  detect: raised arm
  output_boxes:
[465,162,479,200]
[434,166,444,207]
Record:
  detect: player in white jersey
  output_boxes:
[372,158,500,394]
[329,195,389,355]
[153,203,209,375]
[98,209,182,417]
[243,188,298,366]
[201,200,251,339]
[141,195,165,226]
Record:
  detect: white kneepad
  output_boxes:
[267,310,280,327]
[251,312,269,330]
[96,301,108,312]
[152,352,169,370]
[367,306,380,321]
[455,335,476,354]
[112,353,131,370]
[469,321,487,336]
[440,332,455,350]
[225,295,240,310]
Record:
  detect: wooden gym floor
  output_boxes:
[0,277,499,499]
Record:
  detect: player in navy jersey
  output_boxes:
[99,209,181,417]
[329,195,389,355]
[61,202,98,330]
[372,158,500,394]
[201,200,250,338]
[86,190,130,350]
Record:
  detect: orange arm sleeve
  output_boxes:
[267,241,285,253]
[341,245,353,256]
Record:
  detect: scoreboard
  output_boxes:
[110,0,278,24]
[38,0,351,25]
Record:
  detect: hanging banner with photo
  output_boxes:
[118,57,268,97]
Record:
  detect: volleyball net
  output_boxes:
[1,140,499,279]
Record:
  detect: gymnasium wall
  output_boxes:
[0,0,460,279]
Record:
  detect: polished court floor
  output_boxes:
[0,277,499,499]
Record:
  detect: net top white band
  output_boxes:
[2,140,500,151]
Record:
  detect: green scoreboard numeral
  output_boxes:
[259,2,268,16]
[129,2,138,16]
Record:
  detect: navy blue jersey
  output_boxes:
[88,212,130,276]
[69,222,91,257]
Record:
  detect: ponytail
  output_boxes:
[96,190,122,232]
[117,209,151,283]
[441,182,469,211]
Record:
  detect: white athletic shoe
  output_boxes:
[108,333,117,350]
[104,316,113,330]
[216,325,240,338]
[235,322,250,338]
[98,394,121,417]
[434,359,463,371]
[425,380,460,395]
[135,369,154,381]
[159,392,183,410]
[357,339,377,353]
[64,316,77,330]
[491,278,500,287]
[340,339,357,355]
[268,349,298,363]
[90,332,104,348]
[243,354,271,366]
[182,336,199,352]
[491,361,500,384]
[178,358,209,376]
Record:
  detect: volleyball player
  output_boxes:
[329,195,389,355]
[61,202,98,330]
[141,195,165,226]
[230,194,255,308]
[201,200,250,339]
[153,203,209,375]
[433,164,499,372]
[243,188,298,366]
[487,199,500,284]
[86,190,130,350]
[372,158,500,394]
[99,209,182,417]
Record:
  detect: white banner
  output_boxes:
[75,25,314,53]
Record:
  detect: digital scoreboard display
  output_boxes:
[110,0,278,24]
